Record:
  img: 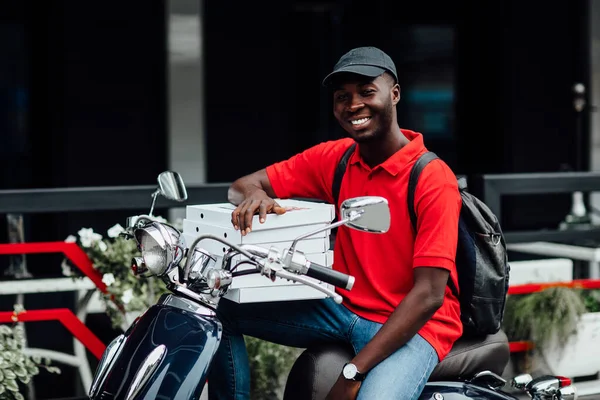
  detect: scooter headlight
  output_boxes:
[134,222,181,276]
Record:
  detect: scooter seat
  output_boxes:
[283,330,510,400]
[428,329,510,381]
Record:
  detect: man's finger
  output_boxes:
[273,203,287,215]
[238,202,250,233]
[258,201,268,223]
[243,200,260,234]
[231,207,241,230]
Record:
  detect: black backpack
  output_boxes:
[332,143,510,337]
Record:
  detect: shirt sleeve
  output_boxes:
[412,159,462,272]
[265,139,354,202]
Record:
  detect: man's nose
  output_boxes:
[347,95,364,112]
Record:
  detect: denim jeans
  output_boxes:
[207,297,438,400]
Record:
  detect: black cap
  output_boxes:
[322,46,398,87]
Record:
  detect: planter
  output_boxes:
[542,311,600,378]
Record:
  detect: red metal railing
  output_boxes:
[0,242,108,358]
[508,278,600,295]
[0,308,106,359]
[0,242,107,292]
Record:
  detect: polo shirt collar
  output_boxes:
[349,129,425,176]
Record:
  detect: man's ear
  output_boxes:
[392,84,401,106]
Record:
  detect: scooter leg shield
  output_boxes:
[90,303,222,400]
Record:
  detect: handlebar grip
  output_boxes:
[306,262,355,291]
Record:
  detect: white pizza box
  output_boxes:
[185,199,335,231]
[182,219,331,246]
[222,281,335,303]
[182,232,331,256]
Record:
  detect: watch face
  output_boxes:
[343,363,358,379]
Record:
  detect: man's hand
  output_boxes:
[230,190,286,235]
[325,375,361,400]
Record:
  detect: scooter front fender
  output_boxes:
[89,294,222,400]
[419,381,519,400]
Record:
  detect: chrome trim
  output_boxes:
[206,268,233,290]
[469,370,506,390]
[186,247,217,291]
[88,334,126,397]
[347,275,356,291]
[135,222,181,276]
[511,373,533,390]
[125,344,167,400]
[559,385,578,400]
[159,293,217,317]
[527,376,560,400]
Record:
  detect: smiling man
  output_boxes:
[208,47,463,400]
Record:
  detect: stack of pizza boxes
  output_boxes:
[182,199,336,303]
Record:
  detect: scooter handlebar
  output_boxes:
[305,262,355,291]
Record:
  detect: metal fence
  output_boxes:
[2,172,600,244]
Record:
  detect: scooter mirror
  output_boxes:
[158,171,188,202]
[340,196,390,233]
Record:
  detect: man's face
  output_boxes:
[332,73,399,143]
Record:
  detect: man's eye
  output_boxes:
[335,94,347,101]
[362,89,375,96]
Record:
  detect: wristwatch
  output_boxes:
[342,362,366,381]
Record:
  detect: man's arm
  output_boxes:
[326,267,448,399]
[350,267,448,372]
[228,169,277,205]
[228,169,286,234]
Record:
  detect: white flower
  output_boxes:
[98,241,108,252]
[173,218,184,230]
[61,260,73,277]
[121,288,134,304]
[64,235,77,243]
[102,273,115,286]
[78,228,103,248]
[107,224,125,238]
[13,304,25,314]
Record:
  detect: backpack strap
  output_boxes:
[407,151,440,231]
[407,151,460,298]
[332,143,357,208]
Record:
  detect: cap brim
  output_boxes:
[322,65,387,87]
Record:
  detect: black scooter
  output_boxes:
[87,171,577,400]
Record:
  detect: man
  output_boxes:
[208,46,462,400]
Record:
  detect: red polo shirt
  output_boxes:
[265,129,462,361]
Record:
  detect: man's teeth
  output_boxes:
[351,117,370,125]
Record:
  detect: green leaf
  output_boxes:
[46,366,61,374]
[17,375,30,385]
[4,379,17,392]
[2,371,15,381]
[25,365,38,376]
[14,392,25,400]
[0,384,4,394]
[13,366,26,378]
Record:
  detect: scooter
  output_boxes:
[87,171,578,400]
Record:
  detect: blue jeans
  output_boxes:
[207,297,438,400]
